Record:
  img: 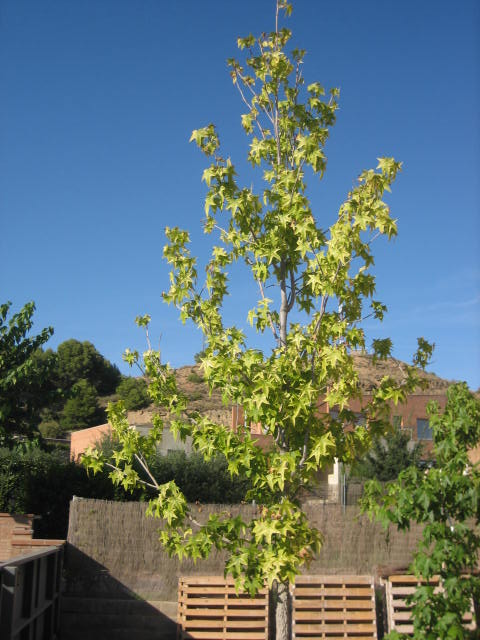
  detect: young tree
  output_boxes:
[362,383,480,638]
[0,301,54,443]
[84,2,432,637]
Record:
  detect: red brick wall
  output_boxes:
[232,394,450,450]
[0,513,64,562]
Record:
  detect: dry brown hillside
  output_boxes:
[352,352,454,395]
[127,365,231,427]
[126,357,455,426]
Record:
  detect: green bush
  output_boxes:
[116,377,150,410]
[38,420,64,439]
[0,441,251,540]
[187,371,204,384]
[94,435,250,503]
[350,425,424,481]
[0,445,133,538]
[148,451,251,503]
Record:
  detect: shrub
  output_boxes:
[0,445,133,538]
[148,451,251,503]
[93,435,250,503]
[38,420,64,439]
[350,425,424,481]
[187,371,204,384]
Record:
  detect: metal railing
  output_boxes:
[0,545,63,640]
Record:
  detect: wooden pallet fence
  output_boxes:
[291,575,377,639]
[384,574,477,635]
[177,576,269,640]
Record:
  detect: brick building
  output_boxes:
[230,385,454,499]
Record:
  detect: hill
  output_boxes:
[125,356,455,427]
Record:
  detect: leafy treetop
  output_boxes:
[84,0,432,614]
[0,301,54,443]
[56,339,121,395]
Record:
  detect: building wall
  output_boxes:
[70,423,193,461]
[232,394,449,446]
[136,424,194,455]
[70,424,111,461]
[230,393,454,494]
[343,394,447,441]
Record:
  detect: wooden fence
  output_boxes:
[0,545,63,640]
[291,575,377,639]
[178,575,378,640]
[177,576,269,640]
[384,574,477,635]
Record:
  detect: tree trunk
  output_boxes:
[273,581,291,640]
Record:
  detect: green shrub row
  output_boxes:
[0,444,250,539]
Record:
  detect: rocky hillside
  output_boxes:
[127,365,231,427]
[126,357,455,426]
[352,353,453,394]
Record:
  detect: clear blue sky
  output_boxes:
[1,0,479,389]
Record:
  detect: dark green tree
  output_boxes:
[363,383,480,638]
[56,339,120,395]
[351,425,424,482]
[0,301,54,443]
[61,379,104,430]
[116,377,150,411]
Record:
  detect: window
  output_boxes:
[354,412,365,427]
[417,418,432,440]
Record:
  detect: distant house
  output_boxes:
[230,385,452,502]
[70,422,193,461]
[70,423,111,461]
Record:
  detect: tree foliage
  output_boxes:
[95,433,251,503]
[350,425,424,482]
[116,377,150,411]
[0,301,54,443]
[56,339,121,395]
[84,2,431,635]
[61,378,104,430]
[362,383,480,639]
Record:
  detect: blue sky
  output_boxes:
[1,0,479,389]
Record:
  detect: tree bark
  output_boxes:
[279,260,288,348]
[273,581,291,640]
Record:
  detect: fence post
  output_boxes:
[0,566,16,637]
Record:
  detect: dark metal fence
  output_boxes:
[0,545,63,640]
[306,481,366,506]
